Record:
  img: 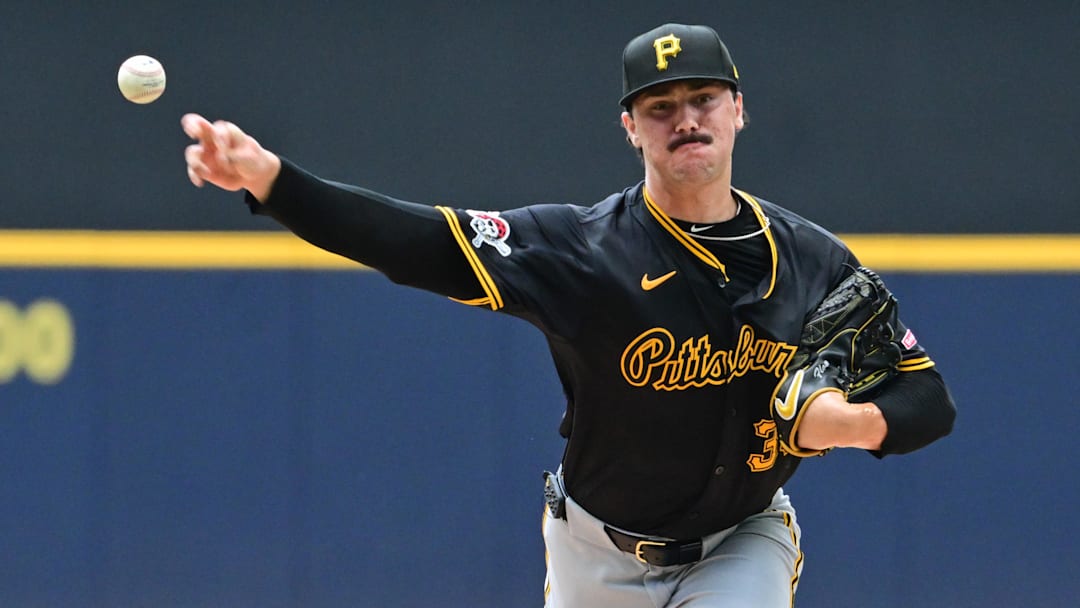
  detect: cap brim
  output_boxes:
[620,75,738,107]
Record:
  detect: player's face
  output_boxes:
[622,80,743,185]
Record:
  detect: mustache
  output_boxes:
[668,133,713,152]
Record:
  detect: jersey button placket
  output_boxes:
[713,465,726,476]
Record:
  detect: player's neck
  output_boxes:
[644,176,738,224]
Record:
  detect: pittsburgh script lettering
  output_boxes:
[620,325,796,391]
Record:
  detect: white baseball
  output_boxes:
[117,55,166,104]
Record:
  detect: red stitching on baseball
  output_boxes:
[123,64,163,78]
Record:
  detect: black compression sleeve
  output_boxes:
[246,158,483,300]
[863,367,956,457]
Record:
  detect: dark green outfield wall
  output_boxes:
[1,1,1077,233]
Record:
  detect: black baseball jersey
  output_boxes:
[251,160,954,540]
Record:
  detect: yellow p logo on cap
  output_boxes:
[653,34,681,71]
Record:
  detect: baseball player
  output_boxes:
[183,23,956,607]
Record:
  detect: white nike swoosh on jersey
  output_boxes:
[689,224,715,233]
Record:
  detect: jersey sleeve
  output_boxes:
[892,318,937,372]
[250,158,487,300]
[871,307,956,454]
[435,204,589,331]
[866,366,956,456]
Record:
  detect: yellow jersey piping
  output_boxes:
[642,187,730,282]
[436,206,504,311]
[734,189,779,300]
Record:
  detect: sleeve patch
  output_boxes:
[467,210,512,257]
[901,328,918,349]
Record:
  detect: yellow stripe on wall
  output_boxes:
[0,230,362,270]
[0,231,1077,272]
[841,234,1080,272]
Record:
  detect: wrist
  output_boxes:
[247,152,282,203]
[796,393,887,451]
[840,401,887,450]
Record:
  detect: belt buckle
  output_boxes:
[634,539,665,564]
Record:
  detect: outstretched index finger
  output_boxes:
[181,113,215,144]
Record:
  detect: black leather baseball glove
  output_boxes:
[770,266,903,457]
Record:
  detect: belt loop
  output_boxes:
[679,540,704,564]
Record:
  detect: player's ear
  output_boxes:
[733,92,745,132]
[621,111,640,148]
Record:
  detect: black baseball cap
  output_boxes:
[620,23,739,108]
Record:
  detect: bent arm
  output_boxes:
[796,367,956,455]
[865,367,956,456]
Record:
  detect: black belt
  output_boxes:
[603,526,703,567]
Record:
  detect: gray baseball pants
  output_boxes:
[542,488,803,607]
